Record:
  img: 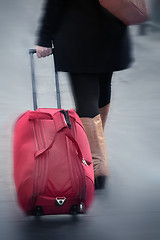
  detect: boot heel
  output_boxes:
[95,176,106,189]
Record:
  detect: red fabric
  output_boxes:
[13,108,94,215]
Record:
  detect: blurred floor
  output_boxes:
[0,1,160,240]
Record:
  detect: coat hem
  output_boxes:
[55,62,133,74]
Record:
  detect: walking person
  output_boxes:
[36,0,132,189]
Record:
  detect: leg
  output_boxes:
[69,73,99,118]
[98,72,113,130]
[69,73,108,189]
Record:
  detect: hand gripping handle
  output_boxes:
[29,48,54,55]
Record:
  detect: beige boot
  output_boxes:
[80,115,109,188]
[99,103,110,130]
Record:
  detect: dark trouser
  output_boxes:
[69,72,113,118]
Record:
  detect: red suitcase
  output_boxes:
[13,50,94,216]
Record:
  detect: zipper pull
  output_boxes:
[82,158,88,166]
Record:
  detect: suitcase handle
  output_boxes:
[29,111,53,120]
[29,111,68,133]
[34,130,87,165]
[29,111,67,158]
[29,48,61,110]
[65,129,91,165]
[29,111,90,164]
[29,110,71,129]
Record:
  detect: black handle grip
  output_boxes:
[29,48,54,55]
[60,110,71,129]
[29,49,36,54]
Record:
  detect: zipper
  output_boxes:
[72,121,86,203]
[39,121,47,194]
[76,152,86,203]
[32,120,40,202]
[32,119,47,203]
[66,136,79,197]
[82,158,88,166]
[67,135,86,202]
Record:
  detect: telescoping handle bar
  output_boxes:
[29,48,61,110]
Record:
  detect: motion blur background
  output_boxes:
[0,0,160,240]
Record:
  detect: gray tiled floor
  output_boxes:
[0,1,160,239]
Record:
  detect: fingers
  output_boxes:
[36,46,52,58]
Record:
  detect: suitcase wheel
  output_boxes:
[70,205,79,215]
[70,203,85,215]
[34,206,44,216]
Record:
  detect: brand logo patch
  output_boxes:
[55,197,66,206]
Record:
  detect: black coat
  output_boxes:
[37,0,133,73]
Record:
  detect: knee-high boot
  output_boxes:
[80,114,109,189]
[99,103,110,130]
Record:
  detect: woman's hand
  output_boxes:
[36,46,52,58]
